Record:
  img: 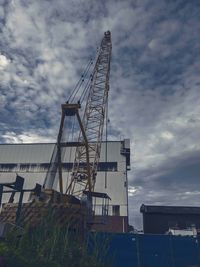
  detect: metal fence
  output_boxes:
[89,232,200,267]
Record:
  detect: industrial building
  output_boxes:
[140,204,200,234]
[0,139,130,233]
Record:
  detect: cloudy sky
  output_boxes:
[0,0,200,228]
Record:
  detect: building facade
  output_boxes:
[0,139,130,233]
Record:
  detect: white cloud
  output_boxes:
[0,54,10,69]
[2,131,55,143]
[161,131,174,140]
[128,185,142,196]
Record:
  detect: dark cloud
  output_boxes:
[129,149,200,228]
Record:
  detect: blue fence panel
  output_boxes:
[108,233,138,267]
[171,235,199,267]
[138,234,173,267]
[88,232,138,267]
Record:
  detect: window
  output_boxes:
[112,205,120,216]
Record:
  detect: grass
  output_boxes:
[0,209,112,267]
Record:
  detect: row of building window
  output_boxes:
[0,162,118,172]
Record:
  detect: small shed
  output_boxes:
[140,204,200,234]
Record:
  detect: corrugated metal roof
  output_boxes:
[140,204,200,215]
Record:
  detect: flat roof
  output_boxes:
[140,204,200,215]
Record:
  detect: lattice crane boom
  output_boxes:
[66,31,112,196]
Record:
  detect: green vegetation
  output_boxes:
[0,213,111,267]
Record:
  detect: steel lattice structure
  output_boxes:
[66,31,112,196]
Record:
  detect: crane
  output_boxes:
[44,31,112,200]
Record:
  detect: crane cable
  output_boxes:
[67,59,93,103]
[67,59,91,102]
[79,74,93,104]
[105,95,108,189]
[79,47,101,104]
